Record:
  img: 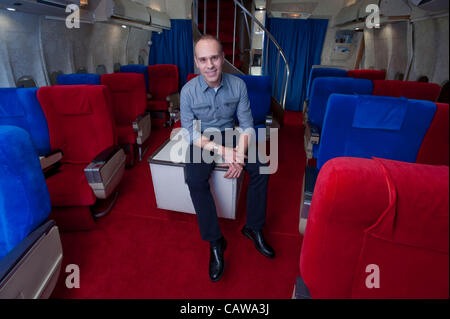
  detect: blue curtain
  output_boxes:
[265,18,329,111]
[149,19,194,88]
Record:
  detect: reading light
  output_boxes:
[121,25,127,29]
[6,7,16,11]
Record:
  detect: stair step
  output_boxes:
[198,20,235,32]
[223,47,240,56]
[232,60,244,69]
[218,32,239,43]
[198,1,236,10]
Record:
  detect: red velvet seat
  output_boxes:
[373,80,441,102]
[147,64,180,126]
[37,85,126,231]
[100,73,150,162]
[186,73,199,82]
[348,69,386,80]
[299,157,449,299]
[416,103,449,166]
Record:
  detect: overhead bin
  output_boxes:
[94,0,171,31]
[148,8,171,30]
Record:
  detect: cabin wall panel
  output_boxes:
[127,28,152,65]
[41,20,75,76]
[363,22,408,80]
[0,11,47,87]
[411,16,449,85]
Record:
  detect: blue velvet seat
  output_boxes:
[0,88,51,157]
[308,77,374,130]
[306,67,348,102]
[0,126,62,298]
[57,73,101,85]
[0,126,51,259]
[306,77,374,157]
[317,94,437,168]
[234,74,272,130]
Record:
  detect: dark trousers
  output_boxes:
[185,133,269,242]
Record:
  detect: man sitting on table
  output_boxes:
[180,35,275,282]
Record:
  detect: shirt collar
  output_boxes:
[199,73,226,92]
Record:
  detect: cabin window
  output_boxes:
[438,81,449,104]
[96,65,107,75]
[76,67,87,74]
[114,63,121,73]
[16,76,37,88]
[417,76,429,83]
[49,71,63,86]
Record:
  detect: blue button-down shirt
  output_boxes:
[180,73,254,144]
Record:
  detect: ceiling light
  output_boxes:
[6,7,16,11]
[121,25,127,29]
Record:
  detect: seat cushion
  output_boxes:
[148,100,169,111]
[372,80,441,102]
[37,85,117,163]
[348,69,386,81]
[148,64,179,100]
[117,125,137,145]
[0,126,51,259]
[46,163,96,207]
[416,103,449,166]
[100,73,148,126]
[317,94,437,169]
[0,88,51,156]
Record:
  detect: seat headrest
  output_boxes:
[0,89,25,118]
[101,73,146,91]
[234,74,271,92]
[57,73,101,85]
[352,95,408,131]
[39,85,96,115]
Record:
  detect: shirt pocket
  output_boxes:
[192,102,213,121]
[219,97,239,119]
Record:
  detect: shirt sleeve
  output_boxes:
[235,80,254,131]
[180,87,201,144]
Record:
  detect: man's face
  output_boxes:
[194,39,224,88]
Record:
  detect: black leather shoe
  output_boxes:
[209,237,227,282]
[241,226,275,259]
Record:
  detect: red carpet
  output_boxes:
[51,111,306,299]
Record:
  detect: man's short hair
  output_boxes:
[194,35,223,56]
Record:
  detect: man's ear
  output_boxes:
[193,56,199,69]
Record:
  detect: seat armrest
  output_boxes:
[133,112,151,145]
[265,115,273,128]
[84,146,126,199]
[299,166,319,230]
[294,277,312,299]
[0,220,62,299]
[307,122,320,144]
[39,150,63,171]
[166,92,180,113]
[304,121,320,159]
[302,100,309,125]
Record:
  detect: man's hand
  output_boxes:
[218,147,246,179]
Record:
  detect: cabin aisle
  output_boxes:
[51,112,306,299]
